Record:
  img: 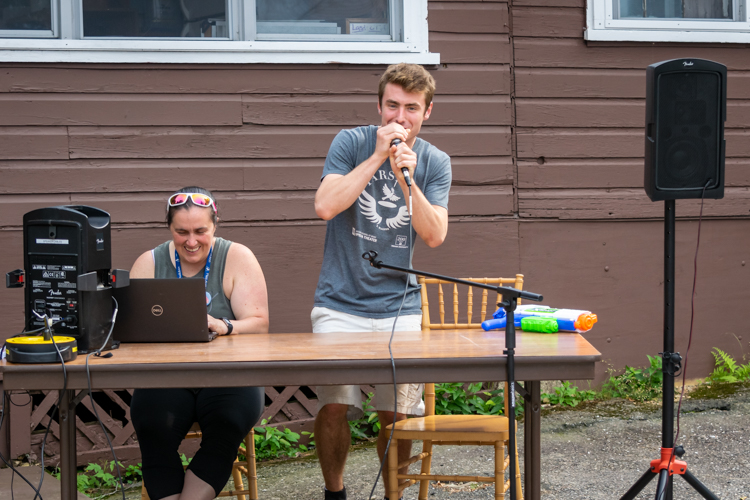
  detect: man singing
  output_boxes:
[312,63,452,500]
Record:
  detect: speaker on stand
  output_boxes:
[644,58,726,201]
[620,58,725,500]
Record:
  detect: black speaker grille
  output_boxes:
[655,71,721,191]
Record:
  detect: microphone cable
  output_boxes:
[0,317,66,500]
[34,313,69,500]
[0,297,124,500]
[84,296,127,500]
[368,179,413,500]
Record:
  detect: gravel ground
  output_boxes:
[252,382,750,500]
[112,382,750,500]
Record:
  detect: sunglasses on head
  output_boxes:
[168,193,217,213]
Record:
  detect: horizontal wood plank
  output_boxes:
[517,128,750,159]
[428,2,509,34]
[0,94,242,126]
[513,6,585,38]
[242,95,511,126]
[513,0,582,6]
[429,33,512,64]
[514,38,750,70]
[0,159,308,193]
[0,156,511,195]
[0,65,384,94]
[0,127,68,160]
[516,69,646,98]
[516,98,643,127]
[451,156,514,185]
[515,69,750,99]
[518,158,750,189]
[518,159,642,189]
[67,125,512,159]
[67,125,335,160]
[435,64,511,95]
[518,187,750,219]
[0,64,508,96]
[518,98,750,128]
[450,185,514,215]
[420,126,513,157]
[0,183,514,227]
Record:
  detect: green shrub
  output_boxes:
[349,393,380,442]
[62,460,142,494]
[251,419,309,460]
[435,382,521,416]
[542,381,596,407]
[601,354,663,402]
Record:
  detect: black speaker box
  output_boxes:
[644,58,726,201]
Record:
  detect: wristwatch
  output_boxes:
[221,317,233,335]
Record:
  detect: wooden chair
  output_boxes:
[386,275,525,500]
[419,275,524,331]
[141,427,258,500]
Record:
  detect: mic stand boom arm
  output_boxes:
[362,251,543,500]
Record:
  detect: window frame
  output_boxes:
[0,0,438,64]
[586,0,750,43]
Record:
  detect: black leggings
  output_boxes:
[130,387,264,500]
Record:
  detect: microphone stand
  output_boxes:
[362,251,543,500]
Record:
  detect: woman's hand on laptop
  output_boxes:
[207,315,233,336]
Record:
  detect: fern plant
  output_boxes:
[707,348,750,383]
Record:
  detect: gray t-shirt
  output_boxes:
[313,125,452,318]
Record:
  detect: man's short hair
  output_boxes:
[378,63,436,109]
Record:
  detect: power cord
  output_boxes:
[658,180,711,500]
[368,182,413,500]
[0,391,48,499]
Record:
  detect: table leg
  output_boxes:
[523,381,541,500]
[59,389,77,500]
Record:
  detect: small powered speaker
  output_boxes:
[644,58,726,201]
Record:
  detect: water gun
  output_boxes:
[481,305,597,333]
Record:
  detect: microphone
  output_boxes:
[390,138,412,187]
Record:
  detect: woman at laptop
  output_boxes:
[128,186,268,500]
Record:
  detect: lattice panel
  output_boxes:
[19,385,374,465]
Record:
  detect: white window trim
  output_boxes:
[0,0,438,64]
[586,0,750,43]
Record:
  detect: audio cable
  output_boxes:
[84,297,127,500]
[368,176,414,500]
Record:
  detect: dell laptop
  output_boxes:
[112,278,217,343]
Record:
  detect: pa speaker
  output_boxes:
[644,58,726,201]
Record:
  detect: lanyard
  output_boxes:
[174,246,212,289]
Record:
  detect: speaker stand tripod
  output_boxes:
[619,200,718,500]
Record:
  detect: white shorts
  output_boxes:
[311,306,425,421]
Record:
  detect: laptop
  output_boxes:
[112,278,218,343]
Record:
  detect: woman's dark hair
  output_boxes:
[166,186,218,226]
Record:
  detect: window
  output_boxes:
[0,0,437,64]
[1,0,55,37]
[586,0,750,43]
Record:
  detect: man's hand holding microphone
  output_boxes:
[377,123,416,188]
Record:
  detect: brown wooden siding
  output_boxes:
[512,0,750,221]
[1,0,749,466]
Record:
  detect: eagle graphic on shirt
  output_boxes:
[358,183,410,230]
